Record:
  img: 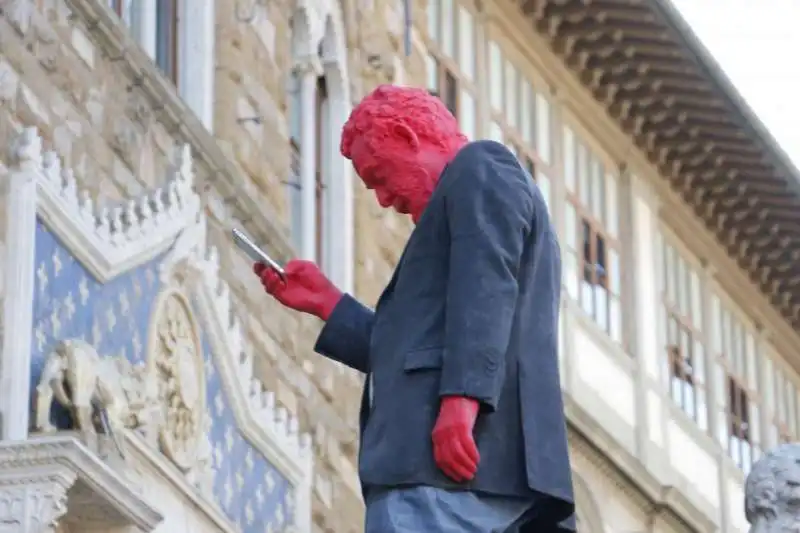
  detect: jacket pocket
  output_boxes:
[403,347,444,372]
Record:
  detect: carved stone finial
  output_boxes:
[9,127,43,170]
[745,444,800,533]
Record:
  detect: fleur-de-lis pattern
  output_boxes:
[29,219,293,532]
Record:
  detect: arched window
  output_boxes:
[315,76,329,265]
[287,7,354,293]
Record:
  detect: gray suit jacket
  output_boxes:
[314,140,575,529]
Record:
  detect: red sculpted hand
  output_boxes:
[431,396,481,482]
[254,260,342,320]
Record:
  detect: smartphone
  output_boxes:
[232,228,286,279]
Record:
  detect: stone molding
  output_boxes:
[3,128,313,532]
[122,430,238,533]
[0,435,162,532]
[564,393,718,533]
[33,131,201,283]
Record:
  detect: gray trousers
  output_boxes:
[365,486,535,533]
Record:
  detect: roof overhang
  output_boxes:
[522,0,800,329]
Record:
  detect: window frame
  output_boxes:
[563,124,623,344]
[155,0,180,85]
[314,76,329,265]
[486,41,552,174]
[424,0,478,136]
[770,359,800,445]
[661,239,708,428]
[711,293,762,471]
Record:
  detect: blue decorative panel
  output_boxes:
[30,218,294,532]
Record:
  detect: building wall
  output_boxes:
[1,0,798,532]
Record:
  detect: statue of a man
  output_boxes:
[256,85,575,532]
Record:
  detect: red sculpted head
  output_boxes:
[340,85,468,223]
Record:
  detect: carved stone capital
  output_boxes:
[0,482,70,532]
[0,436,162,532]
[745,444,800,533]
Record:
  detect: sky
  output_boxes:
[670,0,800,169]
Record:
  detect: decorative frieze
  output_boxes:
[9,127,203,284]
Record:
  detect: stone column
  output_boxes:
[745,443,800,533]
[1,128,40,440]
[294,56,323,262]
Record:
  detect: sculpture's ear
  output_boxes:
[391,122,420,151]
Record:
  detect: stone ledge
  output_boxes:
[564,393,718,533]
[0,434,163,531]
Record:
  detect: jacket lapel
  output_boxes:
[374,237,411,311]
[374,166,450,312]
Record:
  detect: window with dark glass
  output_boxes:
[315,76,329,264]
[155,0,179,84]
[662,242,707,429]
[562,130,622,344]
[426,0,476,139]
[727,377,751,468]
[711,298,760,472]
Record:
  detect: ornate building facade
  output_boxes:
[0,0,798,532]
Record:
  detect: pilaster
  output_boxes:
[755,327,774,453]
[626,171,661,462]
[1,129,39,441]
[702,263,720,443]
[293,56,323,263]
[547,90,566,239]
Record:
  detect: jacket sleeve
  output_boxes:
[313,293,373,373]
[439,141,535,411]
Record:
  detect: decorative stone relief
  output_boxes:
[22,129,201,283]
[0,437,162,532]
[161,218,314,530]
[186,414,215,499]
[149,291,206,472]
[745,443,800,533]
[10,126,313,530]
[0,484,68,532]
[33,338,162,451]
